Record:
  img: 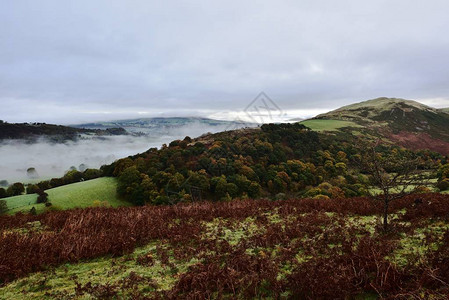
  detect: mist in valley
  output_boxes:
[0,122,234,185]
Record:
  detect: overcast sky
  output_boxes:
[2,0,449,124]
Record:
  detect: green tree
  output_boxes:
[0,188,6,199]
[29,207,37,215]
[27,184,40,194]
[248,182,261,198]
[335,162,347,175]
[437,178,449,191]
[211,176,228,199]
[437,163,449,180]
[49,177,64,188]
[235,175,251,195]
[117,166,143,205]
[83,168,102,180]
[141,175,159,204]
[36,189,49,204]
[226,183,239,198]
[0,200,7,214]
[37,181,51,190]
[113,158,135,176]
[186,170,210,191]
[7,182,25,196]
[63,170,83,184]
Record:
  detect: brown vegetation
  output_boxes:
[389,131,449,155]
[2,194,449,298]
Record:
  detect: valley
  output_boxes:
[3,3,449,298]
[0,118,250,184]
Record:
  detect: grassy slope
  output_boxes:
[299,119,362,132]
[4,177,128,214]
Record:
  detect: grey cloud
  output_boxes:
[1,0,449,123]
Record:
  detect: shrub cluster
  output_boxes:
[1,193,449,298]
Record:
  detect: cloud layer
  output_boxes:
[2,0,449,123]
[0,121,230,183]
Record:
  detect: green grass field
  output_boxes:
[3,177,129,214]
[300,119,362,132]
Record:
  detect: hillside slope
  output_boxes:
[3,177,128,214]
[313,97,449,154]
[2,195,449,298]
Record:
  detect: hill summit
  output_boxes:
[313,97,449,154]
[316,97,439,124]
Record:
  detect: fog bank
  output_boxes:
[0,122,232,184]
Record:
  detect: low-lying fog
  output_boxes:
[0,122,235,185]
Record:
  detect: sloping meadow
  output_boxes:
[1,194,449,298]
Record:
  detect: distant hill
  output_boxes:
[312,97,449,154]
[73,117,256,135]
[0,121,127,142]
[288,117,304,122]
[316,97,440,123]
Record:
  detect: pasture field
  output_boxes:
[1,194,449,298]
[300,119,362,132]
[3,177,128,214]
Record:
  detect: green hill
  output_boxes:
[315,97,445,127]
[312,97,449,154]
[3,177,128,214]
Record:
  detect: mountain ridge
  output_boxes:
[73,117,256,135]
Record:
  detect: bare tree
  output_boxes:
[356,140,433,231]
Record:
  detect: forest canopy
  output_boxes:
[104,123,442,206]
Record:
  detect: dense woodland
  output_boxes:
[100,123,446,206]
